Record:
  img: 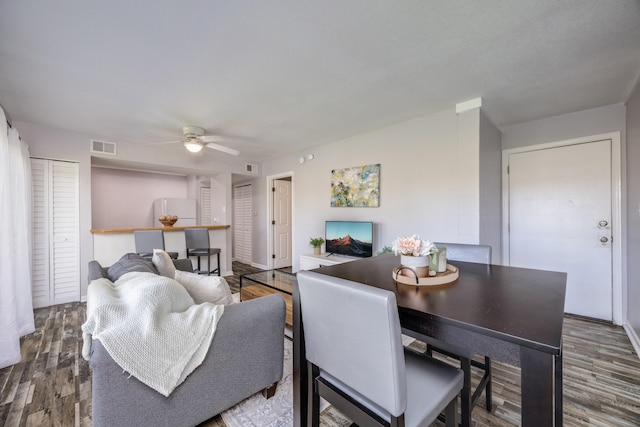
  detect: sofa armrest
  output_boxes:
[88,260,108,282]
[90,293,286,427]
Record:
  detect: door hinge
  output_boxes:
[507,165,510,174]
[272,254,276,259]
[272,220,276,225]
[272,187,276,192]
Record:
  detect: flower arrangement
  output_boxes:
[391,234,437,257]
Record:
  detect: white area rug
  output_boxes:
[221,339,293,427]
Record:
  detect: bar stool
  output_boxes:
[185,228,221,276]
[134,230,178,260]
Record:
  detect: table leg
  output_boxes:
[521,346,558,426]
[555,351,563,427]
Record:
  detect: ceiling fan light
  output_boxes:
[184,139,203,153]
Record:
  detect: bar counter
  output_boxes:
[91,225,231,274]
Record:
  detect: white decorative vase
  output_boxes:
[400,255,429,278]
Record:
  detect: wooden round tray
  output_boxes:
[392,263,459,286]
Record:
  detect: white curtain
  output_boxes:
[0,106,35,369]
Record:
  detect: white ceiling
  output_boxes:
[1,1,639,164]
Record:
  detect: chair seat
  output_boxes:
[139,251,179,260]
[321,350,463,427]
[187,248,221,256]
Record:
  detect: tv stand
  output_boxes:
[299,253,357,270]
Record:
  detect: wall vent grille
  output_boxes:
[245,163,258,174]
[91,139,117,155]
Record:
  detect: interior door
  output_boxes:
[233,184,252,264]
[507,139,612,320]
[31,158,80,308]
[273,179,292,268]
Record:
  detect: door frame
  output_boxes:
[502,132,623,325]
[266,171,294,270]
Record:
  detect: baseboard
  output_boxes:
[251,262,269,270]
[623,321,640,360]
[80,295,87,303]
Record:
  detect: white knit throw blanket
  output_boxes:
[81,272,224,397]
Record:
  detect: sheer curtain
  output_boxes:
[0,106,35,369]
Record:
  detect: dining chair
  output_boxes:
[405,242,493,425]
[297,270,463,427]
[185,228,221,276]
[133,230,178,260]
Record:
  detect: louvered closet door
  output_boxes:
[200,187,211,225]
[31,159,80,308]
[233,184,252,264]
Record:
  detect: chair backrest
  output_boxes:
[134,230,165,254]
[435,242,491,264]
[185,228,209,249]
[297,270,407,417]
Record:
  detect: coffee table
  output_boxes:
[240,270,294,328]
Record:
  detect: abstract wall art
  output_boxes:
[330,163,380,207]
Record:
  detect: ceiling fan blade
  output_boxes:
[205,142,240,156]
[199,135,225,143]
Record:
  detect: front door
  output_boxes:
[507,139,613,320]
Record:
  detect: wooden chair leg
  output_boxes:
[485,356,492,410]
[459,356,472,427]
[444,397,459,427]
[262,383,277,399]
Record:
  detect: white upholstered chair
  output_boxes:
[297,270,463,427]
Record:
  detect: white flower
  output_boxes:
[391,234,437,257]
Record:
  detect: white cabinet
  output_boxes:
[299,253,358,270]
[31,159,80,308]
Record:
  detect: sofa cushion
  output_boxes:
[174,270,233,305]
[152,249,176,278]
[107,253,159,282]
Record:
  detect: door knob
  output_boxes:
[600,236,609,243]
[598,220,608,227]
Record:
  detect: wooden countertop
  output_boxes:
[90,225,230,234]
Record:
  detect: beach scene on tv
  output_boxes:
[325,221,373,258]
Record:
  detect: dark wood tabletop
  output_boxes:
[312,253,567,355]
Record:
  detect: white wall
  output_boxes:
[262,108,487,271]
[479,111,503,263]
[16,122,94,298]
[625,81,640,342]
[91,167,188,228]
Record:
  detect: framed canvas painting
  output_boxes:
[330,164,380,207]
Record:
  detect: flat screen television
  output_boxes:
[325,221,373,258]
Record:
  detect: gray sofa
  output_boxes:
[86,255,286,427]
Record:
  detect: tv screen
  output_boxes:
[325,221,373,258]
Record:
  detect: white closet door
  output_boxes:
[31,159,80,308]
[31,159,50,308]
[233,185,252,264]
[200,187,211,225]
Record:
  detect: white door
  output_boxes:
[273,179,292,268]
[233,184,252,264]
[31,159,80,308]
[507,139,612,320]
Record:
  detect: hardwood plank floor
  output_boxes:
[2,262,639,426]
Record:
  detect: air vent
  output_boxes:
[91,139,117,155]
[245,163,258,174]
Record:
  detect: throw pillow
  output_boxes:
[174,270,234,305]
[152,249,176,278]
[106,253,159,282]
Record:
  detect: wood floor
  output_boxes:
[2,262,640,426]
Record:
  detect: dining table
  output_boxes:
[292,253,567,427]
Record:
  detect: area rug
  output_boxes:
[221,339,293,427]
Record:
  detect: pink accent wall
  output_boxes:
[91,168,188,228]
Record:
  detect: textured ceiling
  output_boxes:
[1,1,639,164]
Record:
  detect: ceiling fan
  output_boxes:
[176,125,240,156]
